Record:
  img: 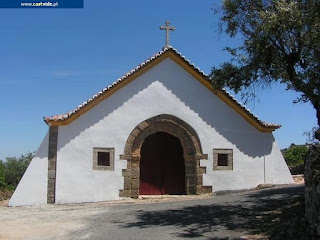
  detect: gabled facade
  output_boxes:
[9,46,293,206]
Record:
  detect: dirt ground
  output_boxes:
[292,174,304,184]
[0,204,91,240]
[0,195,214,240]
[0,181,305,240]
[0,200,9,208]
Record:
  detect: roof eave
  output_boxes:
[44,47,281,133]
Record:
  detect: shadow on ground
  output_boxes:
[120,186,303,239]
[69,185,305,240]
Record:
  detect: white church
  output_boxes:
[9,23,293,206]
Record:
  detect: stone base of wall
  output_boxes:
[305,145,320,237]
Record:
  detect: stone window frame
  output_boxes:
[93,147,115,171]
[213,149,233,171]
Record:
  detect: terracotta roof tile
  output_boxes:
[44,46,280,130]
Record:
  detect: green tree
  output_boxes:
[4,152,33,189]
[0,160,5,188]
[210,0,320,139]
[210,1,320,236]
[283,144,308,167]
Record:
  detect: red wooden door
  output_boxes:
[139,132,185,195]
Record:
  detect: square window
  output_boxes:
[213,149,233,170]
[97,152,110,166]
[93,148,114,171]
[218,153,228,166]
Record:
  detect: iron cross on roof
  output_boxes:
[160,21,175,47]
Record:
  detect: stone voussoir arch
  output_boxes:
[119,114,212,198]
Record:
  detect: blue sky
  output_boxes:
[0,0,317,160]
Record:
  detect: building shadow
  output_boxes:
[66,185,304,240]
[115,186,303,239]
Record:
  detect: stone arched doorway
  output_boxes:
[119,114,212,198]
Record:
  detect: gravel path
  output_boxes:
[0,184,304,240]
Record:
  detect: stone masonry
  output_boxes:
[47,126,58,204]
[119,114,212,198]
[305,145,320,237]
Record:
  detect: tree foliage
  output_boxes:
[283,144,308,167]
[210,0,320,138]
[0,160,5,188]
[3,152,33,189]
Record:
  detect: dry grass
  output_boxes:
[0,188,12,202]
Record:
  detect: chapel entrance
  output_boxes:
[139,132,185,195]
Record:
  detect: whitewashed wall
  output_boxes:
[55,58,292,204]
[10,57,293,206]
[9,132,49,206]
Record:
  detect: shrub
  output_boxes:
[3,152,33,189]
[0,160,5,188]
[283,144,308,167]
